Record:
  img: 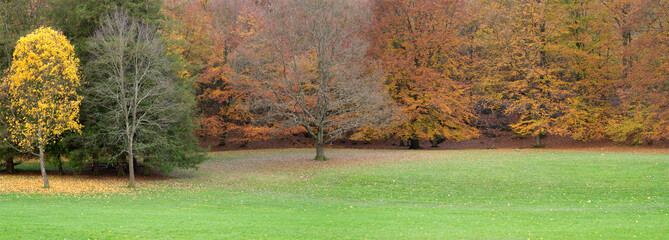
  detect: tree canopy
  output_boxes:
[231,0,394,160]
[86,8,204,187]
[1,0,668,182]
[3,27,81,188]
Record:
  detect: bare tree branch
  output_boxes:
[231,0,395,160]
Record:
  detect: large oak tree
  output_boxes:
[232,0,393,160]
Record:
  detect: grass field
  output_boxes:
[1,149,667,239]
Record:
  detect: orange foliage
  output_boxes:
[157,0,669,146]
[370,0,478,145]
[162,0,260,143]
[606,0,669,143]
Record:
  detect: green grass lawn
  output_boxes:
[1,149,667,239]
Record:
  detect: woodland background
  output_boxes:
[1,0,668,164]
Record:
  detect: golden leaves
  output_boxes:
[0,174,199,195]
[0,175,155,194]
[4,27,82,151]
[373,0,478,142]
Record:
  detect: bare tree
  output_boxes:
[87,8,182,187]
[231,0,394,160]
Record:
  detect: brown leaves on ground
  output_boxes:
[0,173,170,194]
[199,149,440,186]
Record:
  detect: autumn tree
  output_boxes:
[598,0,669,143]
[87,8,204,187]
[3,27,82,188]
[162,0,263,145]
[163,0,236,144]
[539,0,615,141]
[475,0,575,147]
[370,0,478,149]
[232,0,393,160]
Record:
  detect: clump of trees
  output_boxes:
[243,0,669,147]
[0,1,204,187]
[1,0,669,182]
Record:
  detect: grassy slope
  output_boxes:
[1,149,667,239]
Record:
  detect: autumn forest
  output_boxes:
[1,1,668,239]
[1,0,668,187]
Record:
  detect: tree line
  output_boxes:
[164,0,667,150]
[1,1,204,188]
[1,0,668,186]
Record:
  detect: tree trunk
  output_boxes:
[409,138,422,149]
[39,146,50,188]
[117,159,125,176]
[93,161,100,176]
[431,139,439,148]
[218,133,226,146]
[535,134,542,148]
[399,139,406,146]
[315,143,325,161]
[314,126,326,161]
[57,156,64,175]
[58,163,64,175]
[127,140,135,188]
[5,157,14,174]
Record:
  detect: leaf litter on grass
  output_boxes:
[0,174,200,195]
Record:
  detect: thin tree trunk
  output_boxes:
[127,140,135,188]
[93,161,100,176]
[535,134,542,148]
[314,126,326,161]
[5,157,14,174]
[399,139,405,146]
[39,145,49,188]
[57,154,64,175]
[409,138,421,149]
[431,139,439,148]
[58,160,64,175]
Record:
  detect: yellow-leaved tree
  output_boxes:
[4,27,82,188]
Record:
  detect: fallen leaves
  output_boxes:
[0,174,166,194]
